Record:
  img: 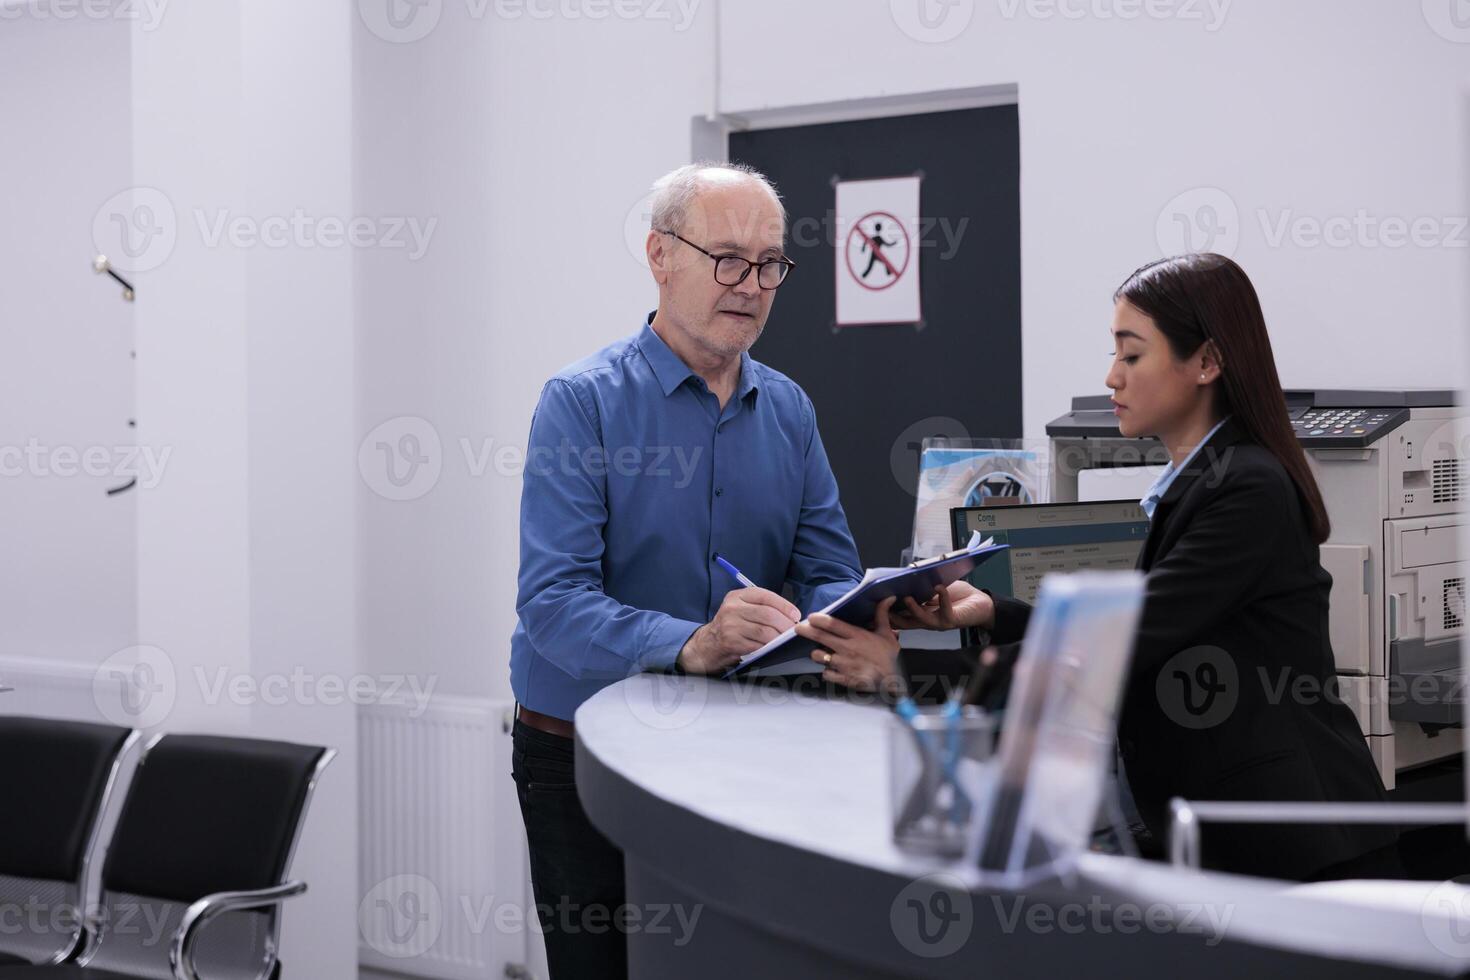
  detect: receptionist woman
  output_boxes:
[795,253,1401,882]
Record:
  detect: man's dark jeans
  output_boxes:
[511,717,628,979]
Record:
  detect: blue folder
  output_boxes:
[724,539,1010,678]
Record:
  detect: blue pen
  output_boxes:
[712,553,758,589]
[941,695,973,823]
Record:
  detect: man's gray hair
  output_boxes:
[648,161,788,236]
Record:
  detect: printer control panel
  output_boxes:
[1289,406,1410,448]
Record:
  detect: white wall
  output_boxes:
[131,1,358,975]
[720,0,1470,436]
[0,13,136,667]
[3,3,358,975]
[356,2,718,702]
[240,3,359,974]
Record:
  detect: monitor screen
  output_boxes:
[950,500,1150,604]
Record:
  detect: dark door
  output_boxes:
[731,105,1022,567]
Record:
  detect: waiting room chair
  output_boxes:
[0,732,334,980]
[0,717,137,968]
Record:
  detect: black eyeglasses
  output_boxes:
[659,230,795,290]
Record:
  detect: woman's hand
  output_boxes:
[796,596,901,694]
[887,580,996,632]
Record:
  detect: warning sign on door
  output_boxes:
[834,176,922,326]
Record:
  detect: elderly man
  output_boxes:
[509,162,862,977]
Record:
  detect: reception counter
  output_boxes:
[574,673,1470,978]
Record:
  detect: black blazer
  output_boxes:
[905,419,1394,879]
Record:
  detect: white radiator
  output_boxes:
[358,695,535,980]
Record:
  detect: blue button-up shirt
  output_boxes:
[1140,415,1232,519]
[510,316,864,720]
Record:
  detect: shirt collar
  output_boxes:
[735,350,760,402]
[636,312,760,402]
[1140,415,1232,519]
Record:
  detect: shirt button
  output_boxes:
[715,488,724,497]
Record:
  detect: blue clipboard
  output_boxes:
[724,540,1010,679]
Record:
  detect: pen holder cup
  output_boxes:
[888,705,998,858]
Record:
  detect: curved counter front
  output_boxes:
[575,674,1466,979]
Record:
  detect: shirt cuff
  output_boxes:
[642,615,704,673]
[807,577,864,614]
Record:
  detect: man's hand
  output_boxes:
[888,580,996,632]
[677,587,801,675]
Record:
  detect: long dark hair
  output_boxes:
[1115,254,1331,543]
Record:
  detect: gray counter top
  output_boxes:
[575,673,1469,978]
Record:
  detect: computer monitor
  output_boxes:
[950,500,1150,604]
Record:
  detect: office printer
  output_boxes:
[1047,389,1467,789]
